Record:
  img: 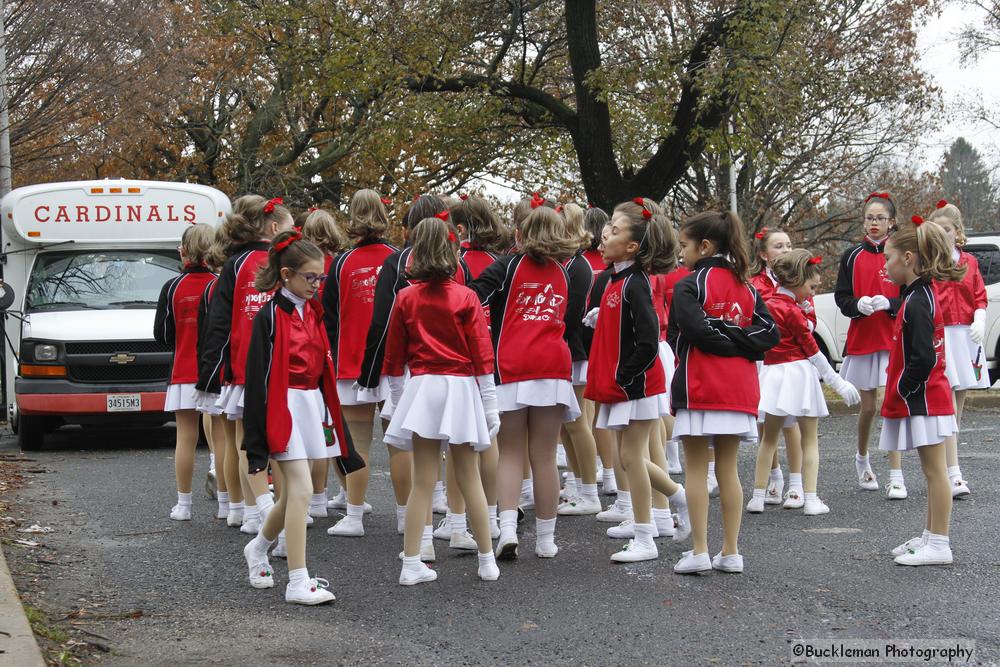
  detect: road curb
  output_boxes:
[826,389,1000,415]
[0,545,46,667]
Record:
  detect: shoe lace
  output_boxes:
[436,517,449,530]
[309,577,330,592]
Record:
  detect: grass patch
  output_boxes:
[24,605,68,643]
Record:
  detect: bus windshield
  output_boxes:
[25,250,181,312]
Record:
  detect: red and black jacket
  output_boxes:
[356,246,472,389]
[195,277,219,369]
[315,254,335,302]
[583,267,613,356]
[563,251,593,362]
[935,251,987,326]
[321,238,397,380]
[763,291,820,365]
[154,265,217,385]
[584,264,665,403]
[881,278,955,419]
[834,238,901,356]
[470,253,572,384]
[461,247,500,280]
[243,291,364,475]
[196,242,272,394]
[582,248,607,275]
[667,256,779,415]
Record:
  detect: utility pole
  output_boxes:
[727,120,738,215]
[0,0,10,197]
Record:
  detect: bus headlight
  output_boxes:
[34,343,58,361]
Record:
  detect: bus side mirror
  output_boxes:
[0,281,15,311]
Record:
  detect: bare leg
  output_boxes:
[526,406,565,520]
[619,419,656,523]
[798,417,820,493]
[647,421,669,509]
[917,443,952,536]
[449,445,491,553]
[210,415,227,493]
[342,404,375,505]
[173,410,200,494]
[479,441,499,505]
[446,453,467,514]
[754,414,785,490]
[954,389,967,429]
[713,436,743,556]
[783,423,802,475]
[497,409,528,512]
[404,437,439,557]
[593,417,616,473]
[682,437,710,555]
[222,418,242,503]
[563,385,598,484]
[235,420,269,502]
[386,436,413,506]
[310,458,328,498]
[856,389,877,457]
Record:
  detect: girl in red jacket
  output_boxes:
[155,223,218,521]
[881,218,962,566]
[383,217,500,585]
[834,192,901,495]
[471,202,580,560]
[586,198,691,562]
[668,211,780,574]
[928,201,987,498]
[241,231,363,603]
[582,206,610,275]
[748,250,860,517]
[197,195,294,534]
[658,265,691,475]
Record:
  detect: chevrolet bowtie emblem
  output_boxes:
[109,353,135,365]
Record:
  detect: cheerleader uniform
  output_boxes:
[937,248,990,390]
[878,278,957,451]
[470,253,580,421]
[835,237,901,390]
[193,279,223,414]
[582,248,607,276]
[461,246,500,280]
[382,280,495,450]
[585,261,667,429]
[564,251,593,386]
[197,241,272,420]
[656,266,692,391]
[322,238,398,405]
[155,264,216,411]
[668,256,779,441]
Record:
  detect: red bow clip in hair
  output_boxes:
[380,197,392,206]
[307,206,318,213]
[556,204,563,213]
[936,199,948,209]
[435,210,450,222]
[911,215,925,226]
[865,191,891,204]
[755,226,769,240]
[459,194,469,201]
[587,202,594,209]
[632,197,652,219]
[808,256,823,265]
[263,197,283,214]
[530,193,546,209]
[273,230,302,253]
[447,231,457,242]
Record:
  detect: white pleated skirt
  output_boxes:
[571,361,589,386]
[497,378,581,422]
[596,393,670,430]
[944,325,990,390]
[218,384,245,420]
[840,351,889,391]
[879,414,958,451]
[165,383,198,412]
[758,360,829,418]
[337,377,389,406]
[273,389,337,461]
[384,374,492,451]
[672,409,758,443]
[194,390,223,416]
[658,341,676,390]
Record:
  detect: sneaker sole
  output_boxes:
[328,529,365,537]
[674,565,712,574]
[712,566,743,573]
[952,490,971,498]
[894,557,953,566]
[399,574,438,586]
[535,549,558,558]
[496,541,518,560]
[611,553,658,563]
[286,594,336,604]
[478,572,500,582]
[250,578,274,589]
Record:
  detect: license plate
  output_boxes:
[107,394,141,412]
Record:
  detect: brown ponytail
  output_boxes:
[612,198,677,274]
[679,210,751,281]
[889,221,967,282]
[254,231,324,292]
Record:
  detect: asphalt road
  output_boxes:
[2,411,999,666]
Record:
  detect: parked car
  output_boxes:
[812,232,1000,386]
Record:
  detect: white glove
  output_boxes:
[385,376,405,418]
[870,294,890,312]
[970,309,986,345]
[477,374,501,438]
[582,307,600,328]
[192,389,219,410]
[799,299,814,315]
[830,375,861,406]
[856,296,875,316]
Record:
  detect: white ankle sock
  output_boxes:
[478,551,496,566]
[177,491,192,507]
[947,465,961,481]
[889,469,904,484]
[230,501,245,512]
[450,513,467,533]
[788,473,803,493]
[288,567,309,587]
[651,507,672,527]
[396,504,407,524]
[256,493,274,519]
[244,504,259,521]
[804,492,818,501]
[752,488,766,501]
[602,468,615,483]
[248,533,275,559]
[346,503,365,520]
[310,492,327,507]
[633,521,655,545]
[421,524,433,547]
[927,532,949,548]
[666,441,680,465]
[402,554,422,570]
[488,505,498,522]
[218,491,230,503]
[580,483,598,501]
[769,467,783,485]
[708,461,716,476]
[520,478,533,496]
[856,453,870,475]
[536,517,556,541]
[668,487,687,513]
[617,491,632,510]
[498,510,518,536]
[209,452,216,470]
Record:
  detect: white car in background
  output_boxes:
[812,233,1000,386]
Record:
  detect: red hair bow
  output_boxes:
[459,194,469,201]
[263,197,283,214]
[530,193,545,209]
[808,256,822,265]
[447,231,457,242]
[556,204,563,213]
[587,202,594,209]
[755,227,769,240]
[435,210,450,222]
[865,191,891,204]
[936,199,948,209]
[380,197,391,206]
[632,197,652,219]
[307,206,318,212]
[911,215,925,226]
[273,230,302,253]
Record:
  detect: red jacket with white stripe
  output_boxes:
[470,253,572,384]
[881,278,955,418]
[154,265,216,385]
[460,247,500,280]
[667,257,779,415]
[834,238,901,356]
[935,251,987,326]
[584,263,665,403]
[582,249,607,275]
[763,291,820,365]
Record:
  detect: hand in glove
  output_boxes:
[582,307,600,329]
[830,376,861,407]
[856,296,875,316]
[477,374,501,438]
[799,299,814,315]
[384,376,405,419]
[870,294,891,312]
[970,309,986,345]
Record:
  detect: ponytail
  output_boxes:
[254,230,324,292]
[890,220,967,283]
[679,210,751,281]
[612,198,677,274]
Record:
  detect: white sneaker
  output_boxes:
[308,504,328,519]
[205,469,217,499]
[449,531,478,551]
[673,550,712,574]
[556,444,568,467]
[399,563,438,586]
[707,474,720,498]
[272,535,287,559]
[489,519,500,540]
[607,519,638,539]
[782,489,804,509]
[535,538,558,558]
[226,507,244,527]
[305,514,314,527]
[711,551,744,573]
[397,543,436,562]
[858,468,879,491]
[169,504,192,521]
[557,496,602,516]
[286,577,336,604]
[885,481,908,500]
[243,542,274,589]
[518,492,535,511]
[432,518,452,540]
[432,492,449,515]
[601,473,618,495]
[611,539,658,562]
[326,492,372,513]
[765,480,784,505]
[672,512,692,543]
[894,543,953,566]
[803,497,830,515]
[495,534,518,560]
[478,556,500,582]
[653,514,675,539]
[891,534,926,557]
[216,504,228,520]
[951,479,971,498]
[558,487,577,503]
[596,500,633,523]
[240,516,261,534]
[327,515,365,537]
[746,496,765,514]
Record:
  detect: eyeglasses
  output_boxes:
[864,215,891,224]
[291,271,328,285]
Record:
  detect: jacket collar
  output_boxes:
[181,263,213,274]
[862,236,887,254]
[610,261,642,282]
[692,255,732,271]
[900,275,931,298]
[354,237,388,248]
[273,290,319,316]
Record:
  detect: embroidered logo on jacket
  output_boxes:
[513,282,565,322]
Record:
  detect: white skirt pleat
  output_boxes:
[165,383,198,412]
[879,414,958,451]
[384,375,492,451]
[672,409,758,443]
[194,389,223,416]
[595,393,670,431]
[840,351,889,391]
[944,325,991,390]
[758,360,828,419]
[496,379,581,422]
[337,377,389,406]
[571,361,589,386]
[218,384,245,420]
[658,341,676,391]
[273,388,337,461]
